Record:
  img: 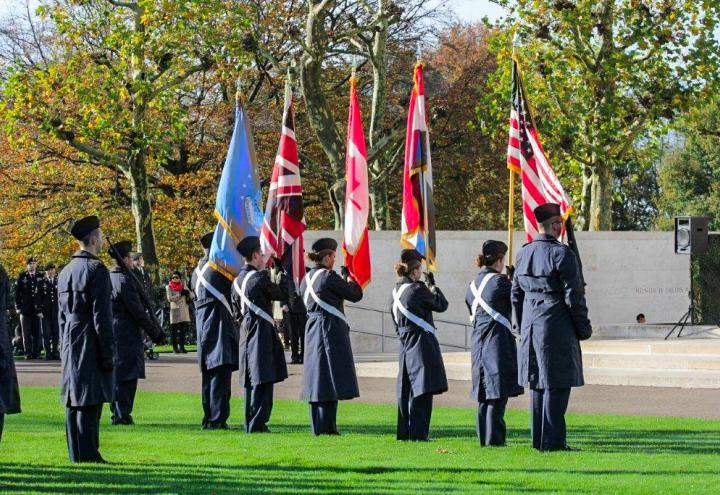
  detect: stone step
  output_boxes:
[583,353,720,371]
[354,361,720,389]
[581,339,720,355]
[592,325,720,340]
[583,368,720,389]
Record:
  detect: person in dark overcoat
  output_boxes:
[131,253,154,297]
[512,203,592,452]
[15,257,43,358]
[389,249,448,441]
[193,232,239,429]
[0,262,21,445]
[465,240,523,447]
[231,236,288,433]
[108,240,163,425]
[300,238,363,435]
[36,263,60,360]
[282,269,307,365]
[58,215,115,463]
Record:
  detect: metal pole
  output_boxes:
[381,313,385,352]
[464,325,468,351]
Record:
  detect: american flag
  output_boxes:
[260,81,306,289]
[507,56,572,241]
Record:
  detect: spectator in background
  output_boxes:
[166,271,193,353]
[36,263,60,360]
[15,256,43,359]
[636,313,646,324]
[132,253,153,296]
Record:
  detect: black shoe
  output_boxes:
[181,348,188,354]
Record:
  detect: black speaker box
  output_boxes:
[675,216,710,255]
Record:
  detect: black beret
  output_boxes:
[311,238,338,253]
[26,256,37,264]
[533,203,562,223]
[400,249,425,264]
[70,215,100,240]
[200,232,214,249]
[237,236,261,258]
[44,263,56,271]
[482,240,508,257]
[132,252,144,261]
[109,240,133,259]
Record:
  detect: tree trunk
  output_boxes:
[370,181,390,230]
[578,164,592,230]
[368,3,390,230]
[300,0,345,229]
[127,154,160,281]
[588,162,613,230]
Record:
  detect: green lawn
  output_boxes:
[1,387,718,494]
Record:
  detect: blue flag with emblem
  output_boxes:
[200,102,264,311]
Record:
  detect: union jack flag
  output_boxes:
[507,56,572,241]
[260,81,305,289]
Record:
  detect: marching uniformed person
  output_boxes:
[36,263,60,360]
[300,238,363,435]
[231,236,288,433]
[193,232,239,429]
[390,249,449,441]
[512,203,592,452]
[58,215,115,463]
[0,261,21,445]
[15,256,43,358]
[108,240,163,425]
[465,241,523,447]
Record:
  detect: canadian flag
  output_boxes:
[342,77,371,288]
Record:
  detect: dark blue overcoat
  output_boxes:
[231,266,288,387]
[465,267,524,401]
[193,257,239,372]
[0,266,20,415]
[300,267,362,402]
[109,267,158,381]
[388,278,449,397]
[58,250,115,407]
[511,234,592,389]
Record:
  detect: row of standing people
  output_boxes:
[192,201,591,450]
[12,253,153,361]
[0,201,590,460]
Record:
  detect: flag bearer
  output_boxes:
[300,238,363,435]
[193,232,239,430]
[512,203,592,451]
[231,236,288,433]
[466,240,523,446]
[389,249,448,441]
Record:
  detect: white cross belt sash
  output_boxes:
[233,270,275,326]
[303,269,347,323]
[391,283,436,335]
[469,273,512,331]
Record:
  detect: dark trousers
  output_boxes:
[287,312,306,362]
[0,413,4,445]
[201,365,232,428]
[530,387,571,451]
[41,316,59,358]
[309,401,338,435]
[20,314,42,357]
[397,367,434,441]
[111,379,138,424]
[477,397,508,446]
[170,322,188,352]
[66,404,104,463]
[244,381,273,433]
